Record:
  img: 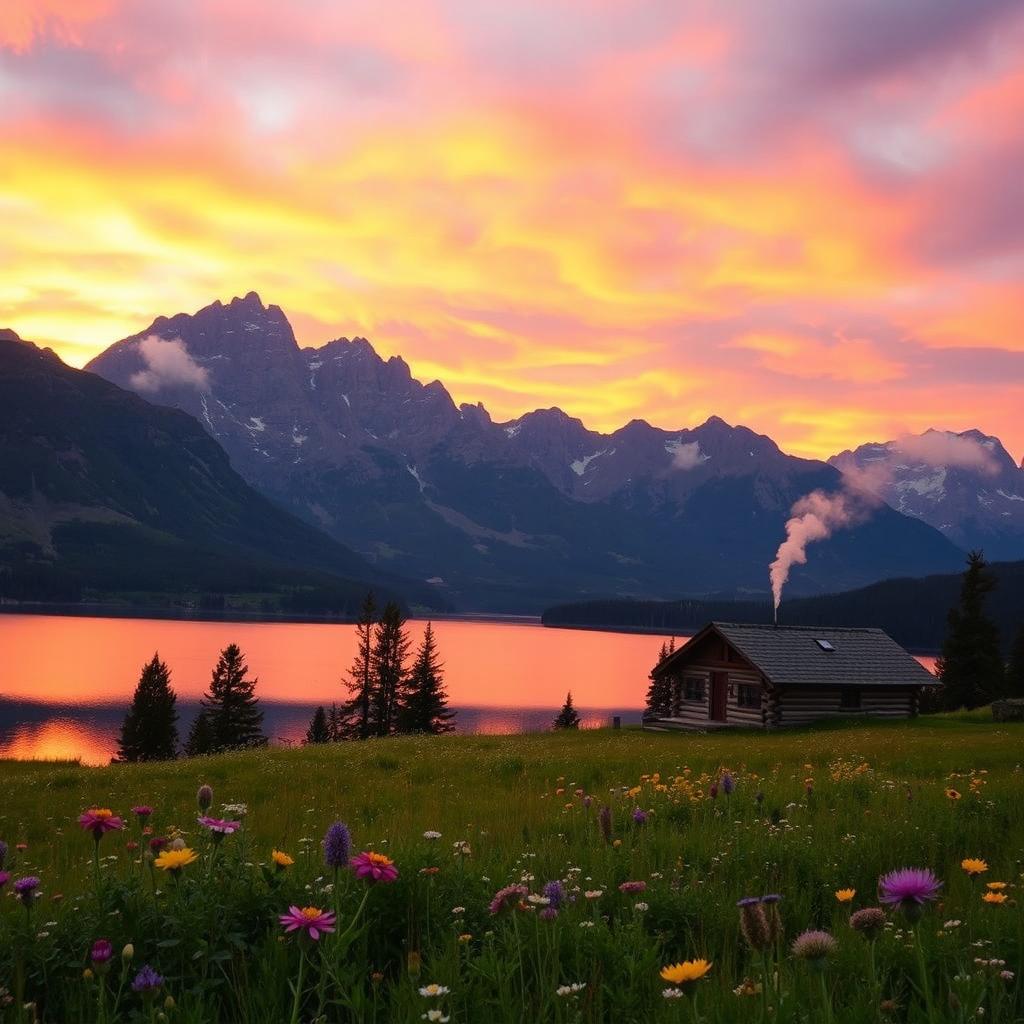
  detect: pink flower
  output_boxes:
[279,905,337,941]
[197,816,241,836]
[350,851,399,884]
[618,880,647,895]
[78,809,125,842]
[489,884,529,915]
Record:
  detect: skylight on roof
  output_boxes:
[815,639,836,652]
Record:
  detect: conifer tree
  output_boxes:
[339,593,377,739]
[553,691,581,730]
[305,706,331,744]
[201,643,266,750]
[398,623,456,734]
[370,602,411,737]
[117,653,178,762]
[937,552,1003,710]
[644,640,673,718]
[185,709,214,757]
[1006,622,1024,699]
[326,702,342,741]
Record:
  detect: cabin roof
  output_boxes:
[656,621,936,688]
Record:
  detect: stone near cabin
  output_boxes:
[991,698,1024,722]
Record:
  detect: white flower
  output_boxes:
[584,890,604,899]
[662,988,686,999]
[527,894,550,906]
[423,831,442,840]
[451,907,466,915]
[556,983,586,997]
[418,984,451,998]
[944,920,963,929]
[222,803,248,817]
[579,921,595,928]
[634,902,649,912]
[421,1012,450,1022]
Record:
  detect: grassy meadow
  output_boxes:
[1,712,1022,1022]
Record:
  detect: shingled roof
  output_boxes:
[658,622,937,688]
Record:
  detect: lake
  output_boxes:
[0,614,669,763]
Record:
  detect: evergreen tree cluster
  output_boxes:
[553,691,581,730]
[303,594,456,743]
[644,637,676,718]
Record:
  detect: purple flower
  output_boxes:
[878,868,942,922]
[792,929,838,964]
[721,772,735,796]
[131,806,153,823]
[539,906,559,922]
[582,795,592,809]
[849,907,887,940]
[618,880,646,895]
[131,965,163,997]
[632,807,648,825]
[489,884,528,915]
[543,880,566,910]
[323,821,351,869]
[760,894,783,904]
[13,876,40,905]
[91,939,113,964]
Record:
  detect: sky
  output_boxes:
[2,1,1024,461]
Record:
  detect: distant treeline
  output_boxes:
[542,559,1024,653]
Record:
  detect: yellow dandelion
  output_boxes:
[154,848,199,873]
[271,850,294,868]
[835,888,856,903]
[982,891,1007,905]
[661,959,713,985]
[961,858,988,877]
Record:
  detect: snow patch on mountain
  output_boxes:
[571,450,607,476]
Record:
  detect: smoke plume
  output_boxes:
[129,335,210,393]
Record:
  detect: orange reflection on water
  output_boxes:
[0,717,114,764]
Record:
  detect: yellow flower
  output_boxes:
[660,959,713,985]
[961,858,988,877]
[154,848,199,873]
[458,933,472,943]
[945,788,961,801]
[271,850,294,868]
[986,882,1007,891]
[835,888,856,903]
[982,892,1007,905]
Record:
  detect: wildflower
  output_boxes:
[612,838,622,848]
[14,876,40,906]
[721,772,735,796]
[961,858,988,877]
[734,978,762,997]
[323,822,351,869]
[878,868,942,922]
[197,816,241,841]
[154,848,199,874]
[660,959,712,993]
[421,1011,449,1023]
[489,884,528,915]
[709,783,719,799]
[419,867,440,876]
[148,837,167,855]
[632,807,648,825]
[131,966,163,998]
[737,897,771,952]
[634,901,649,912]
[451,906,466,915]
[419,984,450,998]
[0,871,8,889]
[618,880,646,895]
[584,889,603,899]
[556,983,586,997]
[985,882,1007,890]
[982,892,1007,905]
[836,888,856,903]
[271,850,294,870]
[131,806,153,824]
[542,880,566,910]
[849,907,886,940]
[90,940,113,969]
[423,831,442,840]
[662,988,685,999]
[196,785,213,812]
[945,788,961,801]
[539,907,559,921]
[792,930,838,966]
[598,805,612,843]
[452,840,472,857]
[279,905,337,940]
[999,971,1014,981]
[78,809,125,842]
[458,933,472,943]
[221,803,248,818]
[122,944,134,961]
[351,851,399,884]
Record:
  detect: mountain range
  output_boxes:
[81,292,991,611]
[0,330,425,613]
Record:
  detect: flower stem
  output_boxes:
[913,926,936,1024]
[818,971,833,1024]
[289,949,307,1024]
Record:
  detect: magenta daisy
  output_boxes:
[197,816,242,839]
[78,809,125,841]
[878,867,942,920]
[350,851,399,884]
[279,905,337,941]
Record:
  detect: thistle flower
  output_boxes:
[323,822,351,869]
[660,959,712,993]
[489,884,528,915]
[721,772,735,796]
[632,807,649,825]
[131,966,163,998]
[849,907,886,940]
[598,805,612,843]
[878,867,942,922]
[279,905,337,940]
[148,837,167,855]
[90,940,113,965]
[961,858,987,877]
[196,785,213,812]
[131,806,153,824]
[14,876,40,906]
[350,851,399,884]
[154,848,199,874]
[761,894,784,942]
[792,929,838,966]
[542,880,566,910]
[539,906,559,922]
[77,809,125,842]
[618,880,646,895]
[737,897,772,951]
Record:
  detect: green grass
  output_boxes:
[1,713,1022,1022]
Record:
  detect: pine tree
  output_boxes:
[1006,622,1024,698]
[553,691,581,730]
[326,702,342,741]
[305,706,331,744]
[185,709,214,757]
[370,602,411,737]
[201,643,266,750]
[644,640,673,718]
[339,593,377,739]
[936,552,1003,710]
[398,623,456,734]
[117,653,178,762]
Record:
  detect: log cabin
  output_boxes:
[644,622,935,730]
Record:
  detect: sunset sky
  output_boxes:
[2,1,1023,460]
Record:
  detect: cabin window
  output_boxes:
[736,684,761,709]
[684,676,705,702]
[840,688,861,710]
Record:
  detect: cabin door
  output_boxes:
[710,672,728,722]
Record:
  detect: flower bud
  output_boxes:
[197,785,213,812]
[164,995,175,1010]
[122,943,134,962]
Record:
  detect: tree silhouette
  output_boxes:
[398,623,456,734]
[553,691,581,730]
[305,706,331,744]
[937,552,1003,710]
[201,643,266,750]
[117,653,178,761]
[370,602,411,737]
[644,638,675,718]
[185,709,214,757]
[339,593,377,739]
